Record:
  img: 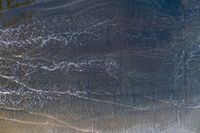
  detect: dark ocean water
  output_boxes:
[1,0,200,133]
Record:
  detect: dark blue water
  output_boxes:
[1,0,200,133]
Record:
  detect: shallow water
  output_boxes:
[1,0,200,133]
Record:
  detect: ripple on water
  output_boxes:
[1,0,200,133]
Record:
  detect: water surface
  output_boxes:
[1,0,200,133]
